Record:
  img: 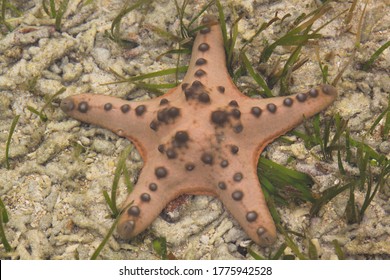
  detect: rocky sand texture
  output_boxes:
[0,0,389,259]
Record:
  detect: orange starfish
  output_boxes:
[60,15,337,246]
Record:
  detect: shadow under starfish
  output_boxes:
[60,15,337,246]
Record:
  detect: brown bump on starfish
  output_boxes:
[195,58,207,65]
[230,145,239,154]
[157,107,181,124]
[201,153,213,165]
[150,120,158,131]
[149,183,158,191]
[233,172,243,182]
[104,103,112,111]
[217,182,226,190]
[246,211,258,222]
[127,205,140,217]
[159,98,169,105]
[166,148,177,159]
[198,43,210,52]
[157,109,169,123]
[140,193,151,202]
[232,190,244,200]
[192,80,203,88]
[184,88,195,100]
[175,131,189,143]
[217,86,225,93]
[229,100,239,107]
[233,124,243,133]
[157,144,165,153]
[220,160,229,168]
[283,97,293,107]
[78,101,89,113]
[181,83,189,90]
[120,104,130,113]
[211,110,228,126]
[198,92,210,103]
[251,106,262,117]
[230,108,241,119]
[257,227,266,236]
[309,88,318,97]
[266,103,277,113]
[155,167,168,178]
[296,93,307,102]
[195,69,206,77]
[135,105,146,116]
[168,107,180,118]
[185,163,195,171]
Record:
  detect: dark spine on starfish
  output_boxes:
[155,167,168,178]
[220,159,229,168]
[174,131,189,144]
[152,106,181,130]
[230,145,239,154]
[159,98,169,105]
[135,105,146,116]
[233,124,243,133]
[246,211,258,222]
[121,104,130,113]
[140,193,151,202]
[128,206,140,216]
[149,183,158,191]
[78,101,88,113]
[104,103,112,111]
[150,120,158,131]
[198,43,210,52]
[166,148,177,159]
[196,58,207,65]
[229,100,239,107]
[201,153,213,165]
[211,110,228,126]
[198,92,210,103]
[217,86,225,93]
[230,108,241,119]
[185,163,195,171]
[218,181,227,190]
[283,97,293,107]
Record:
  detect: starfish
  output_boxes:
[60,15,337,246]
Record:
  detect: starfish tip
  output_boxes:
[258,233,277,247]
[321,84,338,98]
[60,97,75,113]
[117,220,135,239]
[201,14,218,24]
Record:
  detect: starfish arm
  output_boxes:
[116,175,170,239]
[117,162,194,239]
[220,174,276,246]
[209,153,276,246]
[60,94,162,158]
[240,84,337,157]
[181,15,246,100]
